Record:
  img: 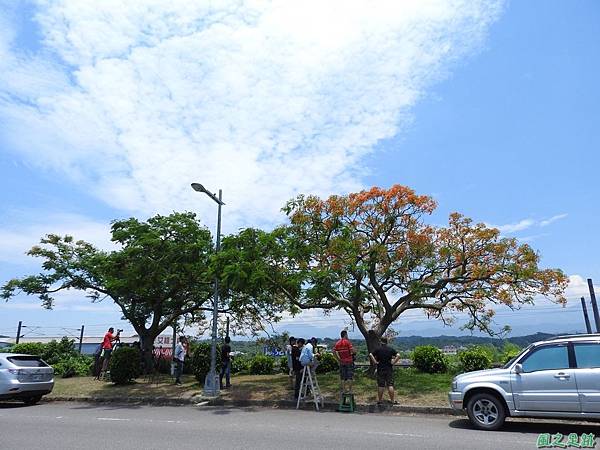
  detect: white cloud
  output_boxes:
[494,219,536,233]
[0,212,113,264]
[0,0,504,228]
[488,213,568,235]
[540,213,568,227]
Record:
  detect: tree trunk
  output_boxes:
[358,328,383,375]
[139,333,156,374]
[365,329,382,355]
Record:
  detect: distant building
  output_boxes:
[441,345,458,355]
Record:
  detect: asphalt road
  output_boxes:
[0,402,598,450]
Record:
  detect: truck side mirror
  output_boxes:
[514,363,523,374]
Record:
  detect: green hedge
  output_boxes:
[109,347,142,384]
[232,355,251,374]
[9,342,47,358]
[191,342,222,382]
[53,355,93,378]
[249,355,275,375]
[279,356,289,374]
[458,346,493,373]
[500,343,522,365]
[316,352,339,374]
[412,346,448,374]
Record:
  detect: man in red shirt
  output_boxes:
[333,330,356,393]
[99,327,119,377]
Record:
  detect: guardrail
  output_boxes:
[354,359,413,369]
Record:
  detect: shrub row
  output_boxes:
[189,348,342,381]
[411,343,522,374]
[412,344,520,373]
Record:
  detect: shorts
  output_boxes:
[339,363,354,381]
[101,349,112,359]
[376,369,394,387]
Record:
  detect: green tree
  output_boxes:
[2,212,283,369]
[217,185,568,358]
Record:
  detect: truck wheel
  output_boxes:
[23,395,42,406]
[466,393,506,431]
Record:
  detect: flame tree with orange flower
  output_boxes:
[217,185,568,356]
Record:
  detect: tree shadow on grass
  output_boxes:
[85,376,199,400]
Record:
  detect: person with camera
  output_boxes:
[99,327,121,379]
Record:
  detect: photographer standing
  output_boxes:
[173,336,187,385]
[99,327,120,378]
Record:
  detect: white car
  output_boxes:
[0,353,54,405]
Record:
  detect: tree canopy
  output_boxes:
[218,185,568,352]
[1,212,284,356]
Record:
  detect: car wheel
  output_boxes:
[466,393,506,431]
[23,395,42,406]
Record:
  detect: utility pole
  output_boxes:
[15,321,22,344]
[587,278,600,333]
[171,324,177,377]
[78,325,85,353]
[581,297,593,334]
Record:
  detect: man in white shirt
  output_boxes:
[173,336,187,385]
[299,339,314,367]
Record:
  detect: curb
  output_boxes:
[44,396,197,406]
[44,396,462,415]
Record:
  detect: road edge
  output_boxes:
[44,395,462,415]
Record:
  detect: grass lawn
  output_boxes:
[317,368,453,405]
[49,373,200,400]
[49,368,452,407]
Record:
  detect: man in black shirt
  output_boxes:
[292,338,304,399]
[369,337,401,405]
[220,336,232,389]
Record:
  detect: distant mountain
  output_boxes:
[390,332,557,350]
[316,332,559,350]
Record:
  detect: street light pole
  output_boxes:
[191,183,224,397]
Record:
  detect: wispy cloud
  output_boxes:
[488,213,568,235]
[495,219,536,233]
[0,0,504,228]
[540,213,569,227]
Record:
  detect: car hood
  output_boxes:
[455,368,509,382]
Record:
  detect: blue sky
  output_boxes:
[1,0,599,340]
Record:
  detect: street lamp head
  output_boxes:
[191,182,225,205]
[191,183,206,193]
